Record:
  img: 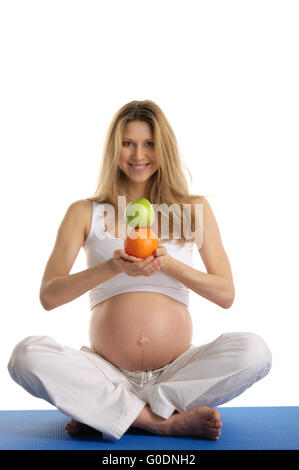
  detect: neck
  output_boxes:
[126,184,150,203]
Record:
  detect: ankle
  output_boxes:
[160,410,179,436]
[131,404,169,436]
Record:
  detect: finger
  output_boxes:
[120,251,141,261]
[140,258,153,273]
[130,254,145,261]
[122,254,139,263]
[154,247,166,257]
[145,265,159,276]
[125,254,141,261]
[145,260,159,274]
[117,251,128,262]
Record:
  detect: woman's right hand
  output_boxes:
[112,249,160,277]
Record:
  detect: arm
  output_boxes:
[157,196,235,309]
[41,260,119,311]
[39,200,119,311]
[161,257,234,309]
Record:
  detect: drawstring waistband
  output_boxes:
[140,370,152,386]
[119,365,166,386]
[81,344,195,387]
[117,347,196,386]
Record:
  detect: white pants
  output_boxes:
[7,332,272,441]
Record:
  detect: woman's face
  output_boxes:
[119,120,158,185]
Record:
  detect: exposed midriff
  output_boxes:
[88,291,193,371]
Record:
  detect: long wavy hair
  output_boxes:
[87,100,206,246]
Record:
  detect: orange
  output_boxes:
[124,227,159,259]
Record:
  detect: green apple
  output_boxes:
[126,198,155,228]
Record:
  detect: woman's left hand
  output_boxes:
[152,246,170,269]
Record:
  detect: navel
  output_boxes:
[137,336,150,346]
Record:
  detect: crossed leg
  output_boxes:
[65,405,222,440]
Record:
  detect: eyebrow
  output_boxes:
[123,137,153,141]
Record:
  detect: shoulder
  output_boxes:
[188,194,208,210]
[188,194,205,203]
[188,195,218,245]
[66,199,94,240]
[189,194,219,226]
[66,198,93,217]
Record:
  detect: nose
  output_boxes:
[132,144,147,159]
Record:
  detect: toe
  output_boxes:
[206,421,218,431]
[208,430,219,440]
[210,408,221,422]
[65,419,82,434]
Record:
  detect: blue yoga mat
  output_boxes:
[0,407,298,450]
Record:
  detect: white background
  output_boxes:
[1,0,298,410]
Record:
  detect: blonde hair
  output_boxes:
[87,100,206,246]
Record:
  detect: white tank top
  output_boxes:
[83,201,194,309]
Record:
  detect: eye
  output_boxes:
[122,141,154,147]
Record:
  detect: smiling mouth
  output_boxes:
[128,163,150,166]
[128,163,150,172]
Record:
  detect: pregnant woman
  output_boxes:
[8,100,272,441]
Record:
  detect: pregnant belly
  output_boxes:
[88,292,193,371]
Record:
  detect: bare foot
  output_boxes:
[65,418,97,436]
[164,406,222,440]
